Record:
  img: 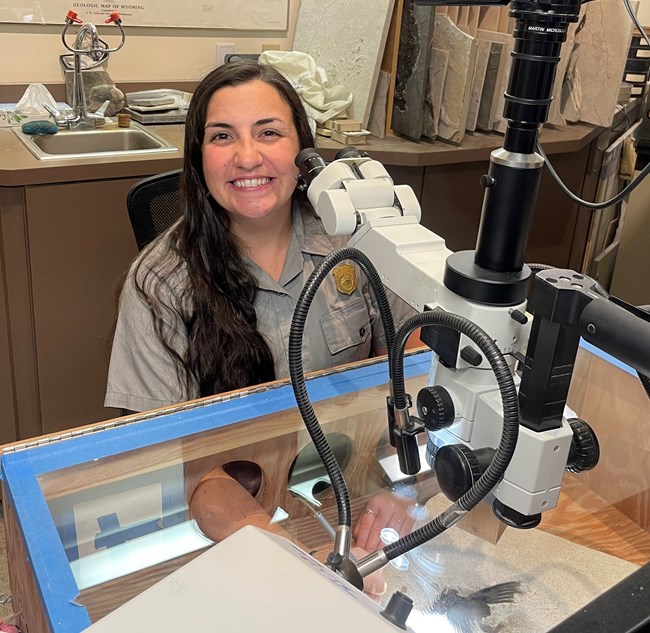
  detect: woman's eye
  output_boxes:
[261,129,280,138]
[209,131,230,142]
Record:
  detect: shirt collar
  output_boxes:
[293,199,338,257]
[247,199,336,292]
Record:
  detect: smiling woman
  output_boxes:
[104,59,415,414]
[201,80,301,279]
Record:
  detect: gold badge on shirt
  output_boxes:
[333,264,357,295]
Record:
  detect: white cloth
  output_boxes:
[258,50,352,128]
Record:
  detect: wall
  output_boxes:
[640,0,650,23]
[2,1,648,88]
[0,2,299,85]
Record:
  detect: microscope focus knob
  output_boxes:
[509,308,528,324]
[434,444,495,502]
[416,386,454,431]
[480,174,496,188]
[380,591,414,630]
[460,345,483,367]
[566,417,600,473]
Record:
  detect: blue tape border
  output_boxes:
[1,351,432,633]
[580,339,637,377]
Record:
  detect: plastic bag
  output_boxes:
[258,50,352,129]
[0,83,60,127]
[14,83,60,116]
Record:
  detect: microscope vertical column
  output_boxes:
[444,0,584,304]
[473,0,583,276]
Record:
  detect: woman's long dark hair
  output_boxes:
[134,60,315,399]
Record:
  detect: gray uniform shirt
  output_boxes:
[105,202,415,412]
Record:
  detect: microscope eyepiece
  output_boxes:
[335,146,367,161]
[295,148,327,187]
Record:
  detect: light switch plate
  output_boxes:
[216,43,235,66]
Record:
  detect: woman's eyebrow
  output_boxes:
[204,117,286,129]
[253,117,283,126]
[205,121,233,129]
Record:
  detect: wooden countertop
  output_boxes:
[0,119,601,187]
[317,120,602,167]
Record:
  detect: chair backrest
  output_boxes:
[126,169,183,251]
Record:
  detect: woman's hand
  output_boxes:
[190,468,397,600]
[353,490,417,552]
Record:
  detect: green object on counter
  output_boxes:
[21,120,59,135]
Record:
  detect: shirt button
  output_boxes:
[359,327,366,336]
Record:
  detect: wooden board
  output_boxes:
[497,6,513,33]
[466,38,493,132]
[566,347,650,534]
[547,13,583,126]
[609,167,650,305]
[477,6,501,31]
[422,47,449,139]
[560,0,639,127]
[580,122,640,275]
[476,30,510,132]
[491,34,514,133]
[380,0,406,136]
[368,70,391,139]
[476,40,504,132]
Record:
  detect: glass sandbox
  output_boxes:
[1,346,648,633]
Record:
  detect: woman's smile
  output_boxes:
[231,177,273,189]
[202,80,301,225]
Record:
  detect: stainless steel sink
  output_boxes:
[13,123,178,160]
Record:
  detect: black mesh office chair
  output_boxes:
[126,169,183,251]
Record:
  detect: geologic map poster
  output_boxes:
[1,0,289,30]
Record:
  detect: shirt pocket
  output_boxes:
[320,298,372,355]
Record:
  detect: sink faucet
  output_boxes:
[56,10,126,130]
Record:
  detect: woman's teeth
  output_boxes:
[233,178,271,188]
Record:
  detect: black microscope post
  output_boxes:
[444,0,584,307]
[475,1,582,273]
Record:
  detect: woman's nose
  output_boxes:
[234,138,263,168]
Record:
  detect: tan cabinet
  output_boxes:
[0,228,18,445]
[609,170,650,306]
[1,178,140,440]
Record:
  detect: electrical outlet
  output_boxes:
[216,43,235,66]
[262,43,281,52]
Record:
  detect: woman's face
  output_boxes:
[201,79,301,227]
